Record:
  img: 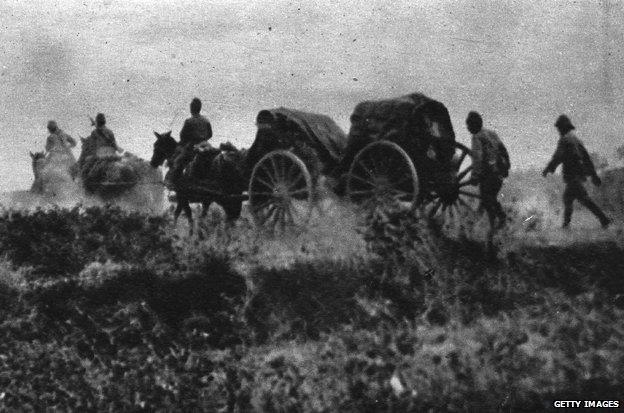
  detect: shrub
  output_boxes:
[246,259,371,341]
[0,206,174,278]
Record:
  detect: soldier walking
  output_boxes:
[542,115,611,229]
[466,111,510,230]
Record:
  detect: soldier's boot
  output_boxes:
[578,195,611,229]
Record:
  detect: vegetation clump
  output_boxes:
[0,203,621,410]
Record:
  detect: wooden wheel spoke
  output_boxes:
[251,196,274,209]
[259,164,278,185]
[288,188,309,196]
[251,191,276,197]
[459,179,474,188]
[279,204,290,229]
[269,205,283,226]
[387,187,412,200]
[348,173,376,188]
[457,165,473,181]
[257,203,277,224]
[279,158,290,183]
[284,204,296,225]
[456,151,468,169]
[286,162,299,181]
[456,196,475,212]
[459,190,480,199]
[349,189,376,197]
[254,176,275,191]
[356,159,376,179]
[269,156,282,180]
[287,174,306,191]
[257,203,278,220]
[428,200,443,218]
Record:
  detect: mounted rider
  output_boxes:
[170,98,213,183]
[45,120,77,178]
[78,113,129,194]
[45,120,77,158]
[88,113,122,158]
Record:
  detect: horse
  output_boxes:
[150,131,246,229]
[30,151,46,194]
[29,150,78,198]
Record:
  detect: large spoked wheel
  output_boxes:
[423,142,481,230]
[346,141,418,209]
[249,150,313,232]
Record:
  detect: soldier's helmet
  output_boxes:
[554,115,574,131]
[95,113,106,127]
[190,98,202,114]
[47,120,58,133]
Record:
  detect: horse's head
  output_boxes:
[30,151,45,161]
[151,131,176,168]
[30,151,46,176]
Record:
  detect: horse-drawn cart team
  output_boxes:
[36,93,612,235]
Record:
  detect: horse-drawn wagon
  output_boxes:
[245,94,480,231]
[152,92,479,232]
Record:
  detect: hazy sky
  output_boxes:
[1,0,623,190]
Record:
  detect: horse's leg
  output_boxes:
[222,198,243,225]
[201,200,211,218]
[183,202,194,234]
[173,200,184,227]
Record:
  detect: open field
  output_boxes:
[0,169,622,411]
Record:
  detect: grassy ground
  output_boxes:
[0,168,622,411]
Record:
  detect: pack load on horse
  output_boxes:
[77,114,163,208]
[338,92,480,227]
[77,113,136,196]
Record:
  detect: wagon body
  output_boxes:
[342,93,456,183]
[234,96,477,232]
[247,107,347,176]
[342,93,480,222]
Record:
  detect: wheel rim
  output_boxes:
[346,141,418,209]
[249,150,313,232]
[423,142,481,233]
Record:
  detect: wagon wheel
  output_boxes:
[423,142,481,232]
[346,141,418,209]
[249,150,313,232]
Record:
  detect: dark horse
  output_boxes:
[150,131,246,229]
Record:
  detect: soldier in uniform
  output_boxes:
[45,120,76,157]
[170,98,213,183]
[542,115,611,229]
[246,110,277,176]
[45,120,77,179]
[88,113,121,157]
[467,111,510,230]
